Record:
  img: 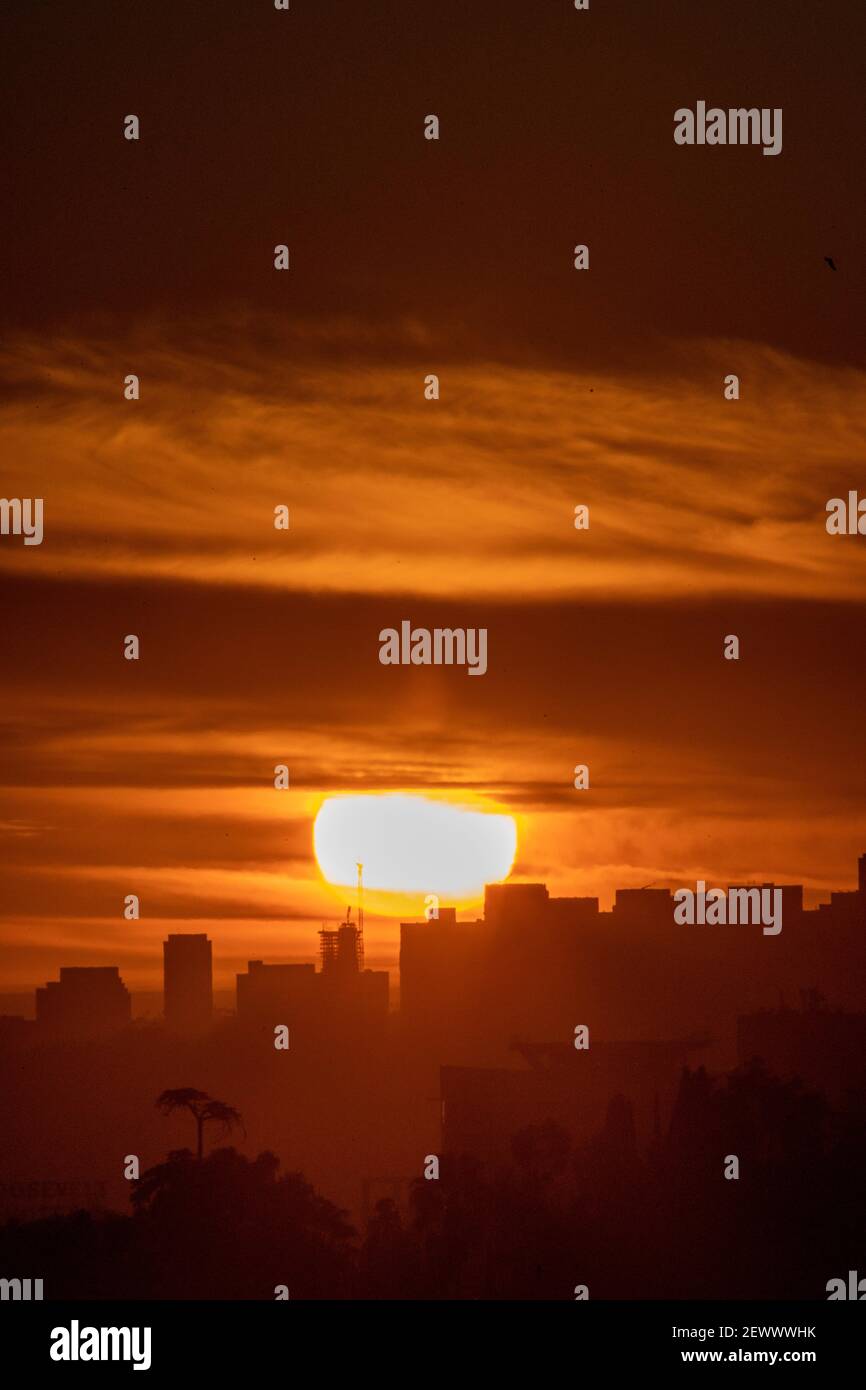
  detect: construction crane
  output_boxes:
[321,863,366,975]
[355,861,365,970]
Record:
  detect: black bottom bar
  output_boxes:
[3,1299,859,1374]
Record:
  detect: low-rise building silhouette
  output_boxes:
[35,966,131,1037]
[236,961,317,1027]
[236,936,388,1035]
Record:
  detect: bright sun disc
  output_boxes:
[313,794,517,903]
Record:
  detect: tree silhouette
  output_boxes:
[360,1198,419,1299]
[130,1147,357,1299]
[155,1088,244,1160]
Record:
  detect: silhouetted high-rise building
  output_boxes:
[826,890,861,923]
[36,967,131,1037]
[611,887,673,925]
[859,853,866,898]
[402,885,601,1061]
[317,922,389,1022]
[319,923,363,977]
[400,909,489,1050]
[484,882,549,930]
[163,933,213,1034]
[236,960,317,1027]
[546,896,601,927]
[0,1015,37,1051]
[401,859,866,1059]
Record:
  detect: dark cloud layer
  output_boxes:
[1,0,864,367]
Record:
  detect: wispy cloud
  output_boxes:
[3,325,865,599]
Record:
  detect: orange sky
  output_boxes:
[2,0,865,993]
[2,325,865,990]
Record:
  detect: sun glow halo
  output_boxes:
[313,794,517,911]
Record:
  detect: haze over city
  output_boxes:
[1,0,865,1328]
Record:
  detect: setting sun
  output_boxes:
[313,794,517,911]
